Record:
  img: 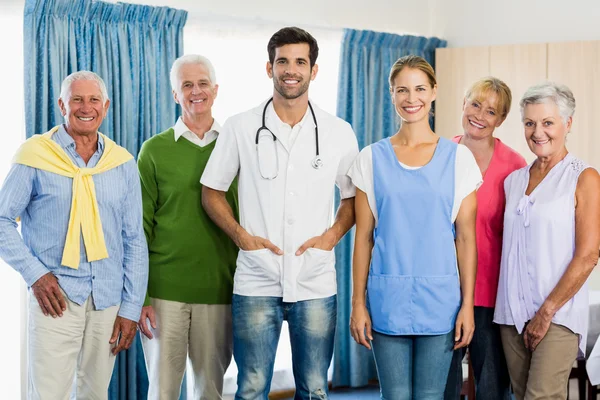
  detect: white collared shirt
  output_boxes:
[173,117,220,147]
[201,99,359,302]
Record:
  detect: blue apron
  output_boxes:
[367,136,461,335]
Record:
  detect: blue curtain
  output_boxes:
[333,29,447,388]
[23,0,186,156]
[23,1,187,398]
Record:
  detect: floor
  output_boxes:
[278,382,588,399]
[326,386,380,399]
[278,386,379,400]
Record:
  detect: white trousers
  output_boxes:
[141,298,233,400]
[28,291,119,400]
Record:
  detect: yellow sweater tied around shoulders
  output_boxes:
[12,126,133,269]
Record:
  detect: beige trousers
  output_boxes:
[141,298,233,400]
[499,323,579,400]
[28,291,119,400]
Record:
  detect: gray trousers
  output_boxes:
[141,298,233,400]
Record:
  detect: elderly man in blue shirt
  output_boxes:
[0,71,148,400]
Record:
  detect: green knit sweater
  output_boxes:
[137,128,238,305]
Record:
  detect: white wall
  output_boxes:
[10,0,600,48]
[124,0,600,48]
[120,0,433,36]
[430,0,600,47]
[0,2,26,399]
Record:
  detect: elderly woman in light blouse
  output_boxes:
[494,82,600,400]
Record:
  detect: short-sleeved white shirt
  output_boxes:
[348,142,482,224]
[201,99,359,302]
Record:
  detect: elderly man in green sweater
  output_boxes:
[137,54,238,400]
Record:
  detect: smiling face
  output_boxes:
[267,43,317,101]
[390,67,436,124]
[173,63,218,119]
[462,91,506,140]
[58,79,110,137]
[523,101,571,159]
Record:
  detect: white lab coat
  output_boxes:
[201,99,359,302]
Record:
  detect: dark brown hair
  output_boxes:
[267,27,319,68]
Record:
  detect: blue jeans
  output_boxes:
[232,294,336,400]
[371,330,455,400]
[444,307,511,400]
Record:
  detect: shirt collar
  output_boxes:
[54,124,105,152]
[266,101,315,131]
[173,117,221,141]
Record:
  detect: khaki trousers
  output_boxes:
[141,298,233,400]
[499,323,579,400]
[28,291,119,400]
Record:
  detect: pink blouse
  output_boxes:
[452,136,526,307]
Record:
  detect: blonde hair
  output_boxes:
[389,55,436,88]
[465,77,512,118]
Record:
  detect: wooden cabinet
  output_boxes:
[435,46,489,139]
[548,41,600,167]
[490,44,547,163]
[435,41,599,169]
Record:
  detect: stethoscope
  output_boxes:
[255,98,322,180]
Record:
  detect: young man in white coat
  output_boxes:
[201,26,359,399]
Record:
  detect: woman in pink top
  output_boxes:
[445,78,527,400]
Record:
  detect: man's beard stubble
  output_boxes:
[273,75,310,100]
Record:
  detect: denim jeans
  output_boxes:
[444,306,511,400]
[232,294,336,400]
[371,330,455,400]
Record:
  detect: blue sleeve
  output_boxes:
[0,164,50,286]
[118,160,149,321]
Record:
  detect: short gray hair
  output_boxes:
[59,71,109,103]
[520,82,576,123]
[170,54,217,90]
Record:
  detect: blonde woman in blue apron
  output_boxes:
[348,55,481,399]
